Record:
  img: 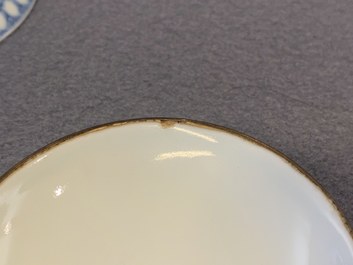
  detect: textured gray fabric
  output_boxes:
[0,0,353,228]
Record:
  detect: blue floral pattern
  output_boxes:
[0,0,36,41]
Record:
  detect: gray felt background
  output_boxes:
[0,0,353,227]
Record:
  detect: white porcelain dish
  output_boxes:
[0,118,352,265]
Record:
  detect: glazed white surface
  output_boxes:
[0,121,352,265]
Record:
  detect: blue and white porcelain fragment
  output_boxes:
[0,0,36,42]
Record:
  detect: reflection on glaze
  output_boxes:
[33,154,47,164]
[0,184,27,226]
[334,252,345,265]
[154,151,214,161]
[0,184,27,265]
[325,208,353,253]
[3,222,11,235]
[173,127,218,143]
[53,185,65,198]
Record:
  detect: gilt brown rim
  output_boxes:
[1,117,352,241]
